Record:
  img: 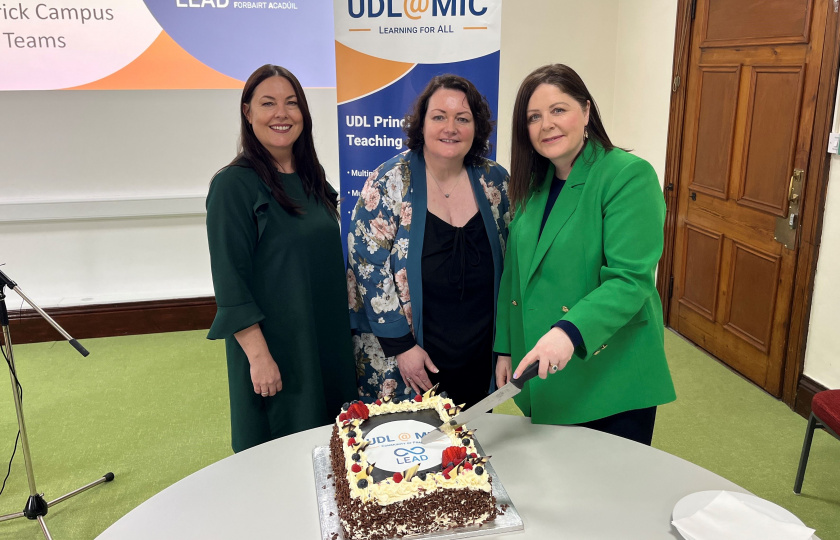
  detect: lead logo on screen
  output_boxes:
[364,419,449,473]
[336,0,502,64]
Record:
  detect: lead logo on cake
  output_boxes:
[365,420,448,473]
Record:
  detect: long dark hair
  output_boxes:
[231,64,337,217]
[509,64,615,209]
[403,74,494,167]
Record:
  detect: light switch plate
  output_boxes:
[828,132,840,154]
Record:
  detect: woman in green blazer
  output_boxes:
[494,64,675,445]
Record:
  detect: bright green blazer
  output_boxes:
[495,141,676,425]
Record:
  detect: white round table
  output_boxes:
[97,414,795,539]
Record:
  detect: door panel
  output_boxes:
[703,0,811,46]
[722,242,781,353]
[739,67,803,215]
[680,224,722,320]
[691,66,739,198]
[668,0,827,396]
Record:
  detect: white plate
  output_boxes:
[672,490,813,540]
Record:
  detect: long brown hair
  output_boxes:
[509,64,615,210]
[231,64,337,217]
[403,74,494,167]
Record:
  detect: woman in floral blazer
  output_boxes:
[347,75,510,407]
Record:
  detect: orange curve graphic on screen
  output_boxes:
[336,41,414,103]
[67,31,243,90]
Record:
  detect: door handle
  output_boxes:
[774,168,804,249]
[788,171,802,202]
[786,169,804,220]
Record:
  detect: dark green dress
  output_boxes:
[206,161,357,453]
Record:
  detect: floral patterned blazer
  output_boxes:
[347,150,511,399]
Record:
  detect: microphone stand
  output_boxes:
[0,269,114,539]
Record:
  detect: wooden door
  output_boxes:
[669,0,828,396]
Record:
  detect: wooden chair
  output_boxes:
[794,389,840,494]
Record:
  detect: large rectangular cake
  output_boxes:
[329,387,497,539]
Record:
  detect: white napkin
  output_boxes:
[672,491,815,540]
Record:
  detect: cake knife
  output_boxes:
[421,361,540,444]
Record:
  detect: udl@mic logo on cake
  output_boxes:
[364,420,448,473]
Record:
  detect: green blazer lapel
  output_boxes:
[525,142,598,286]
[526,174,581,285]
[516,172,549,293]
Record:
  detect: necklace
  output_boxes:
[427,166,465,198]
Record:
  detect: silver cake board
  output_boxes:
[312,439,524,540]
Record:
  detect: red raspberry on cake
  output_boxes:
[351,463,361,473]
[442,446,467,466]
[346,402,370,420]
[392,472,403,483]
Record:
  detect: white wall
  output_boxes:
[612,0,677,186]
[803,159,840,388]
[1,216,210,305]
[497,0,619,171]
[0,88,339,309]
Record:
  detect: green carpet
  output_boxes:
[0,332,233,539]
[0,330,837,539]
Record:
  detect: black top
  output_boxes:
[539,176,567,238]
[378,210,495,406]
[378,211,495,359]
[421,210,494,368]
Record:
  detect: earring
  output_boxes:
[584,126,589,140]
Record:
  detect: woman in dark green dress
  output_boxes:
[206,65,357,453]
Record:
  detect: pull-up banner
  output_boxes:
[334,0,503,246]
[1,0,335,90]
